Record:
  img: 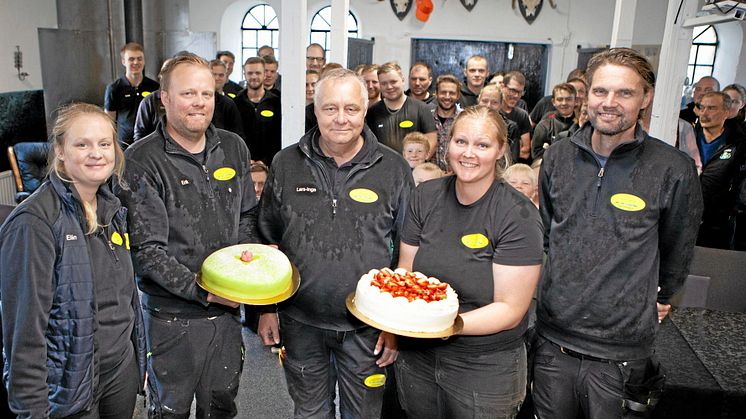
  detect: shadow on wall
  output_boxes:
[0,90,47,172]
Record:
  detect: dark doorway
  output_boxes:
[348,38,374,69]
[411,39,549,110]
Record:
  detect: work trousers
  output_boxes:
[144,311,244,418]
[395,344,526,419]
[280,314,386,419]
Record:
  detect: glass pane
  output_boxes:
[692,65,713,82]
[320,7,332,25]
[266,14,279,29]
[272,32,279,49]
[688,46,697,65]
[694,26,717,44]
[311,14,329,30]
[347,12,358,30]
[697,45,716,65]
[310,32,326,47]
[258,30,272,48]
[242,30,254,46]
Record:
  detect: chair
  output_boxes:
[7,142,51,203]
[687,246,746,313]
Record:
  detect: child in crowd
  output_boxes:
[401,132,430,169]
[412,162,444,186]
[503,163,539,208]
[251,161,269,201]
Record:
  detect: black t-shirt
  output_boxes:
[366,97,436,153]
[104,75,160,147]
[234,89,282,165]
[400,176,543,353]
[504,107,532,136]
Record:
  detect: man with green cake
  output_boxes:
[257,68,414,419]
[118,53,258,418]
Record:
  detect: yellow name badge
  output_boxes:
[461,233,489,249]
[260,110,274,118]
[111,232,130,249]
[214,167,236,181]
[610,193,646,212]
[141,91,152,97]
[364,374,386,388]
[349,188,378,203]
[227,93,237,99]
[399,120,414,128]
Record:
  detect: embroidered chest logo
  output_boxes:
[461,233,489,249]
[399,120,414,128]
[214,167,236,181]
[349,188,378,203]
[65,234,78,241]
[610,193,646,212]
[180,179,190,186]
[720,149,733,160]
[260,110,274,118]
[296,184,318,194]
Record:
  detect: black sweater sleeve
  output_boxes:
[1,214,56,418]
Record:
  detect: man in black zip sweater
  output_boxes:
[118,54,258,418]
[532,48,703,419]
[257,69,413,419]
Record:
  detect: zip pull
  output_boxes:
[202,164,209,174]
[332,198,337,217]
[597,167,605,187]
[107,240,120,262]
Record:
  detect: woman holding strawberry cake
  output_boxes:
[395,105,543,418]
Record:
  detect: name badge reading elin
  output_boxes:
[399,120,414,128]
[610,193,646,212]
[213,167,236,181]
[349,188,378,203]
[461,233,489,249]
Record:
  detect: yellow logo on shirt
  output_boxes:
[227,93,237,99]
[610,193,646,212]
[141,91,152,97]
[461,233,489,249]
[349,188,379,203]
[214,167,236,181]
[399,120,414,128]
[111,232,130,249]
[260,110,274,118]
[364,374,386,388]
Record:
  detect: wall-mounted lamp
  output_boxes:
[14,46,30,81]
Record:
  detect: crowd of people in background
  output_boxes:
[0,39,744,419]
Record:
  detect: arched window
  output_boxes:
[241,4,279,67]
[309,6,359,54]
[687,25,718,85]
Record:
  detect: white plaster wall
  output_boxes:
[199,0,624,91]
[712,21,743,86]
[0,0,57,93]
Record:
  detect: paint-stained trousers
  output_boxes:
[280,314,387,419]
[144,311,244,418]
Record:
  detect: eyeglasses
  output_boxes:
[506,87,524,96]
[306,57,325,62]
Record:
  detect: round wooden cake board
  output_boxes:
[345,293,463,338]
[196,263,301,305]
